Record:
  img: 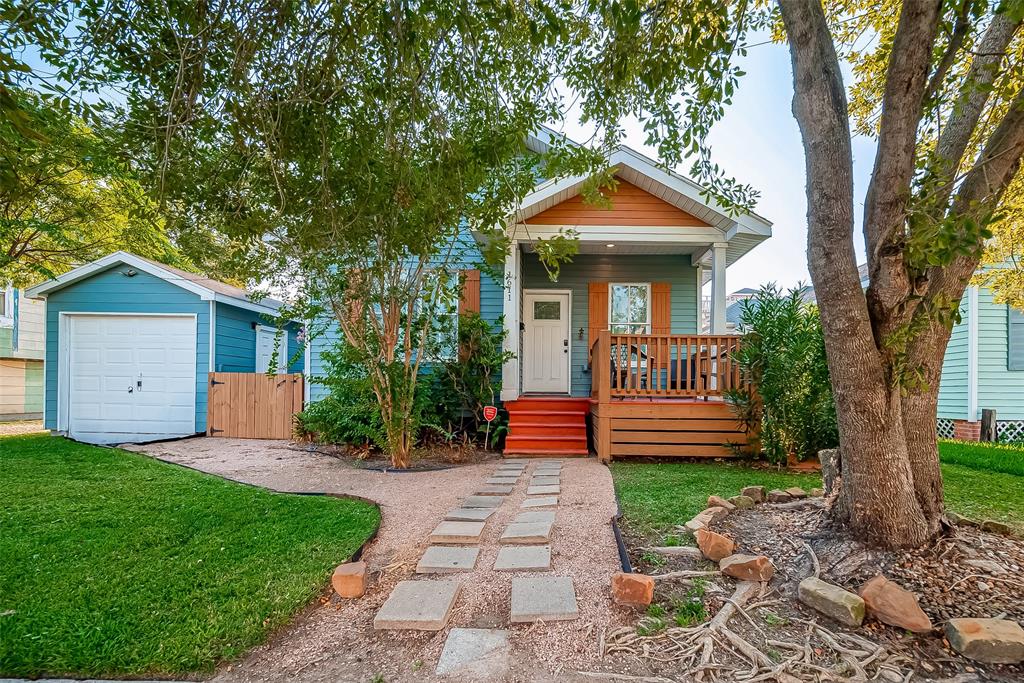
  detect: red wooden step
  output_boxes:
[505,397,592,413]
[502,448,590,457]
[504,435,589,454]
[508,410,587,426]
[508,423,587,438]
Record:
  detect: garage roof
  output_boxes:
[25,251,287,317]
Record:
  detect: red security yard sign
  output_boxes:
[483,405,498,422]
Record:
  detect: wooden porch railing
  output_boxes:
[590,330,744,400]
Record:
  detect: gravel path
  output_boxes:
[131,438,628,682]
[0,420,45,436]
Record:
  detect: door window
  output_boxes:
[533,300,561,320]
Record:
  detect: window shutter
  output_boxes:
[1010,306,1024,370]
[588,282,609,355]
[652,282,671,334]
[459,269,481,315]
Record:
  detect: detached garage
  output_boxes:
[26,251,302,444]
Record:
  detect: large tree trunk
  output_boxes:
[780,0,933,548]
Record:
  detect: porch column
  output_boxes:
[500,241,521,401]
[710,242,728,334]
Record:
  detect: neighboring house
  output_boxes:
[1,285,44,420]
[308,129,774,459]
[937,283,1024,442]
[25,252,302,444]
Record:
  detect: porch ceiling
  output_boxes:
[521,241,700,255]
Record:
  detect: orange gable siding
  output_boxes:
[525,179,708,226]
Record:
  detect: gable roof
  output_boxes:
[25,251,287,317]
[516,127,772,268]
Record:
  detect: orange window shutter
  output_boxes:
[588,282,609,351]
[459,269,481,314]
[652,282,671,334]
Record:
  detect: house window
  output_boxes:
[1009,306,1024,371]
[609,283,651,334]
[0,286,12,327]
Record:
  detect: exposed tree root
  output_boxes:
[598,581,911,682]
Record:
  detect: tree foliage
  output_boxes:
[726,285,837,465]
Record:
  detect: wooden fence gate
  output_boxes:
[207,373,304,439]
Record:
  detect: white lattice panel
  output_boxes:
[996,420,1024,444]
[936,418,955,440]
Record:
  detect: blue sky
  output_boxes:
[559,35,878,294]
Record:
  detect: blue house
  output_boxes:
[308,130,774,459]
[26,251,301,444]
[938,282,1024,441]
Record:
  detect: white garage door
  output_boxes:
[66,315,197,444]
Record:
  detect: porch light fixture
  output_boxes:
[606,243,615,248]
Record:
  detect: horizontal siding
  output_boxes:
[43,266,210,432]
[937,290,969,420]
[521,253,699,397]
[307,232,500,403]
[977,287,1024,419]
[13,294,45,359]
[214,303,302,374]
[526,178,708,227]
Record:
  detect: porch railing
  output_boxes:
[590,330,744,400]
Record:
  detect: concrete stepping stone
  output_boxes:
[445,507,496,522]
[499,521,553,544]
[514,510,555,524]
[436,627,510,676]
[504,458,529,463]
[475,484,514,495]
[527,484,560,495]
[487,476,519,485]
[430,521,485,544]
[521,496,558,508]
[530,476,560,486]
[510,576,578,623]
[463,495,505,509]
[417,546,480,573]
[374,579,461,630]
[495,545,551,571]
[496,469,524,476]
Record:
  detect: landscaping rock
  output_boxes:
[809,487,824,497]
[947,510,978,527]
[981,519,1013,535]
[728,494,755,509]
[332,561,367,598]
[766,489,793,503]
[684,508,718,534]
[858,574,932,633]
[704,506,730,523]
[798,576,865,627]
[964,559,1007,574]
[741,485,766,503]
[695,528,735,562]
[707,495,736,511]
[611,572,655,607]
[945,618,1024,664]
[785,487,808,499]
[719,554,774,582]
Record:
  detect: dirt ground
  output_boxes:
[130,438,631,682]
[0,419,45,436]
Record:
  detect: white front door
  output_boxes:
[522,292,570,393]
[256,326,285,373]
[66,314,197,443]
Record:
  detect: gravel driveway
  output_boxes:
[131,438,628,682]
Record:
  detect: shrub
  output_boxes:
[427,312,513,448]
[295,344,385,449]
[725,284,838,463]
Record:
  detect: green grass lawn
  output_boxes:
[611,441,1024,544]
[0,434,380,678]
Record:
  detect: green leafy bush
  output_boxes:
[725,284,838,463]
[426,312,513,448]
[295,344,385,448]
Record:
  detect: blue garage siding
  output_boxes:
[521,252,699,397]
[213,303,302,373]
[43,266,210,432]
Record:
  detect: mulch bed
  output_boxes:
[296,441,500,471]
[616,498,1024,682]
